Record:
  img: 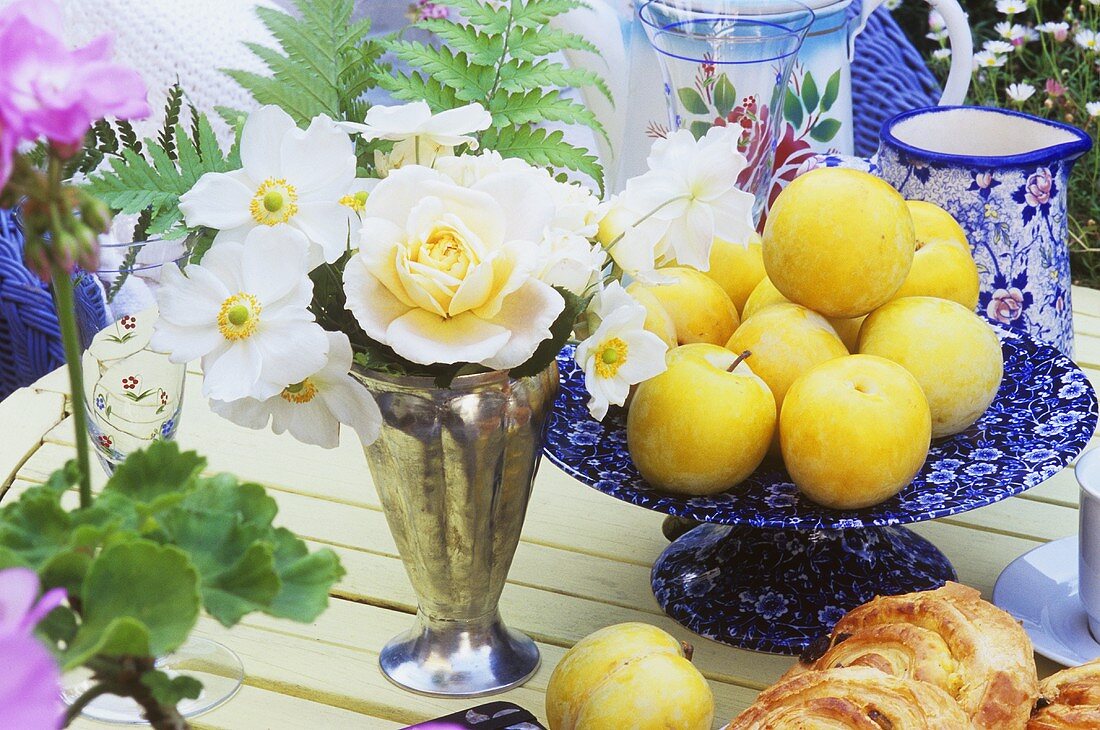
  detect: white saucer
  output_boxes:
[994,535,1100,667]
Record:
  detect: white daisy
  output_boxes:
[152,226,329,402]
[1087,101,1100,117]
[179,105,358,267]
[1006,82,1036,102]
[211,331,381,448]
[1076,29,1099,52]
[932,48,953,61]
[983,40,1016,54]
[973,51,1008,69]
[995,0,1027,14]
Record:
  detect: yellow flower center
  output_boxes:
[594,338,629,378]
[250,178,299,225]
[339,190,370,212]
[420,226,473,279]
[280,379,318,404]
[217,293,262,340]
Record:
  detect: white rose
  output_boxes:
[343,165,566,369]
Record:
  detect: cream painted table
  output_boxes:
[2,287,1099,729]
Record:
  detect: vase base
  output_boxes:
[380,612,540,698]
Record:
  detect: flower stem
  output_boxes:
[51,269,93,508]
[606,194,692,250]
[63,681,124,727]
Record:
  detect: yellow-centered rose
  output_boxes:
[343,166,566,368]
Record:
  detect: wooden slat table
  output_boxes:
[2,286,1099,729]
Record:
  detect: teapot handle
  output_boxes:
[848,0,973,106]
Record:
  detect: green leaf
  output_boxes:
[496,58,613,106]
[0,487,72,567]
[141,670,203,707]
[387,41,495,102]
[677,86,709,115]
[713,75,737,118]
[157,84,184,160]
[511,0,585,27]
[376,71,462,113]
[509,288,588,379]
[269,530,344,622]
[442,0,511,33]
[65,541,200,668]
[809,118,842,143]
[104,441,206,505]
[415,18,504,65]
[689,120,712,140]
[801,72,820,114]
[203,542,280,626]
[784,87,804,129]
[38,605,78,646]
[821,69,841,112]
[488,90,608,144]
[480,125,603,194]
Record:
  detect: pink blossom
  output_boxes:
[0,568,65,730]
[986,288,1026,323]
[0,0,149,149]
[1024,167,1053,206]
[1045,78,1066,97]
[973,171,994,189]
[0,113,15,189]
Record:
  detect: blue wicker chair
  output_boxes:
[0,209,107,400]
[851,3,943,157]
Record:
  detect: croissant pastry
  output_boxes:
[788,582,1037,730]
[1028,658,1100,729]
[730,665,973,729]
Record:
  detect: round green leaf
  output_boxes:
[809,118,843,143]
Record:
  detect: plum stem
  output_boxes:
[727,350,752,373]
[681,641,695,662]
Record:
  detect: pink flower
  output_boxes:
[0,112,15,188]
[1024,167,1053,206]
[0,0,149,148]
[1045,78,1065,97]
[0,568,65,730]
[986,287,1026,323]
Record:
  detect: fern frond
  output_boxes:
[387,41,495,102]
[510,0,586,28]
[506,26,601,61]
[116,121,142,155]
[482,125,603,194]
[489,90,607,144]
[497,58,614,106]
[93,120,119,156]
[157,84,185,161]
[440,0,512,32]
[376,71,462,113]
[415,19,504,65]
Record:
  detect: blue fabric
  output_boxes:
[0,209,108,401]
[850,5,942,158]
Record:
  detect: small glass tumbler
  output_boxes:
[75,237,188,474]
[639,0,814,221]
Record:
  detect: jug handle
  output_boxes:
[848,0,973,106]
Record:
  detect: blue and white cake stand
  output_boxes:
[544,331,1098,655]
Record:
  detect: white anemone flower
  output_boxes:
[343,165,566,369]
[152,226,329,402]
[575,282,668,420]
[340,101,492,173]
[1087,102,1100,117]
[1006,83,1036,102]
[536,229,606,296]
[179,106,357,267]
[618,126,756,272]
[211,331,381,448]
[1076,29,1099,52]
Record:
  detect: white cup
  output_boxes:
[1078,447,1100,639]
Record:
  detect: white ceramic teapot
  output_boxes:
[553,0,972,192]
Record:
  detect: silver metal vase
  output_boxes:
[352,362,559,697]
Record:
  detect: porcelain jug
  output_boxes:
[876,106,1092,357]
[553,0,972,192]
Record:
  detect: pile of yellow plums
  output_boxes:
[625,168,1004,510]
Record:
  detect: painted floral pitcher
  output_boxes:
[876,107,1092,357]
[553,0,972,192]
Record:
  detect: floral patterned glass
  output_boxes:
[639,0,813,221]
[76,238,188,473]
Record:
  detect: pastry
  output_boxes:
[788,581,1038,729]
[730,665,973,729]
[1028,658,1100,729]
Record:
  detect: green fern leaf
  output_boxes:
[243,42,340,117]
[489,90,607,144]
[387,41,495,102]
[376,71,462,113]
[93,120,119,155]
[482,125,603,194]
[510,0,586,28]
[497,58,614,105]
[440,0,511,32]
[506,25,601,61]
[415,19,504,66]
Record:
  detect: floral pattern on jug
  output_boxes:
[878,145,1076,355]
